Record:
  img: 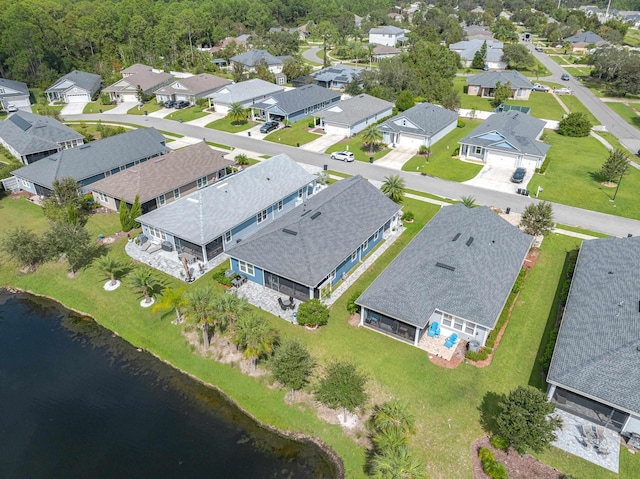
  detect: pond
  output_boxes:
[0,291,338,478]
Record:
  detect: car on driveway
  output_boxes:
[259,121,279,134]
[164,100,176,108]
[561,73,570,81]
[175,100,190,109]
[555,87,573,95]
[532,83,550,92]
[510,167,526,184]
[6,105,18,112]
[330,151,355,162]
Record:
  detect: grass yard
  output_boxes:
[528,131,640,220]
[606,102,640,130]
[554,223,609,238]
[127,103,163,115]
[550,55,571,65]
[206,118,255,133]
[559,95,599,125]
[455,77,493,112]
[165,105,209,122]
[325,132,391,162]
[83,102,116,114]
[563,66,590,78]
[263,119,320,146]
[402,119,483,181]
[623,28,640,47]
[519,59,551,78]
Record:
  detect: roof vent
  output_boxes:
[608,271,614,275]
[466,237,474,246]
[266,177,270,181]
[236,238,242,243]
[282,228,298,236]
[79,145,91,149]
[311,211,321,220]
[301,210,312,217]
[636,345,640,352]
[435,262,455,272]
[452,233,461,242]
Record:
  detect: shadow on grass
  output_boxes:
[478,391,507,436]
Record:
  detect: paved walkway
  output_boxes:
[102,101,138,115]
[60,102,88,116]
[148,107,173,118]
[300,133,343,153]
[374,146,415,170]
[552,228,598,240]
[166,135,203,150]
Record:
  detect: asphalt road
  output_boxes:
[525,43,640,154]
[301,46,323,65]
[65,113,640,237]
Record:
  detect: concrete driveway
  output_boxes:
[236,123,274,140]
[60,102,88,116]
[375,145,416,170]
[103,101,138,115]
[463,163,531,194]
[148,107,174,118]
[300,133,344,153]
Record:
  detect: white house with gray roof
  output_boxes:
[0,112,84,165]
[104,67,173,103]
[357,205,532,348]
[378,102,458,148]
[227,175,401,301]
[449,39,507,70]
[230,50,290,74]
[252,84,341,123]
[0,78,31,111]
[459,110,550,169]
[316,94,393,137]
[467,71,533,100]
[205,79,285,115]
[547,236,640,437]
[369,26,409,47]
[45,70,101,103]
[10,128,166,196]
[136,154,317,264]
[154,73,231,106]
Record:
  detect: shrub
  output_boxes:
[511,269,527,294]
[346,290,362,315]
[457,119,466,128]
[557,112,591,137]
[490,435,510,451]
[537,156,552,174]
[539,328,559,373]
[453,146,460,156]
[418,145,429,156]
[235,154,249,165]
[483,459,508,479]
[100,93,112,105]
[308,119,315,128]
[402,211,415,221]
[196,98,208,107]
[466,347,490,361]
[485,292,516,349]
[478,447,495,463]
[212,268,233,287]
[297,298,330,327]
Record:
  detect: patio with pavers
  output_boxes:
[234,281,298,324]
[418,333,460,361]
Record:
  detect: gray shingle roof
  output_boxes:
[317,94,393,127]
[467,71,533,90]
[154,74,231,97]
[0,78,29,97]
[564,31,606,44]
[46,70,101,96]
[230,50,287,67]
[459,110,550,157]
[104,70,173,95]
[253,84,341,115]
[227,176,401,287]
[312,66,362,84]
[136,154,316,245]
[378,102,458,137]
[547,237,640,415]
[13,128,166,189]
[369,26,406,35]
[206,79,285,106]
[357,205,532,329]
[0,112,83,156]
[90,142,234,204]
[121,64,153,75]
[449,39,504,62]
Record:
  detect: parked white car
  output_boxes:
[532,83,550,92]
[554,87,573,95]
[330,151,355,162]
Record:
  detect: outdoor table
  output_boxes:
[179,252,196,263]
[282,299,292,308]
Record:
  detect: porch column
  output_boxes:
[413,327,420,347]
[359,307,366,326]
[546,384,556,401]
[202,245,208,263]
[309,286,314,299]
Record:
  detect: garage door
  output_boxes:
[324,123,349,137]
[10,98,31,107]
[397,133,425,148]
[175,94,189,102]
[66,93,89,103]
[520,158,539,170]
[121,93,138,102]
[486,151,518,168]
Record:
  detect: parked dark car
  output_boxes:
[561,73,570,81]
[510,167,526,184]
[164,100,176,108]
[260,121,279,134]
[175,100,190,109]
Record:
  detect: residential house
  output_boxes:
[368,26,409,47]
[136,154,316,263]
[463,25,495,42]
[45,70,101,103]
[0,112,84,165]
[252,84,341,123]
[205,79,285,115]
[0,78,31,111]
[378,102,458,148]
[227,175,401,301]
[11,128,166,196]
[230,50,290,74]
[154,74,231,105]
[316,94,393,137]
[372,44,401,61]
[90,142,234,214]
[458,110,549,169]
[103,64,173,103]
[357,205,532,347]
[547,236,640,438]
[295,66,363,91]
[467,71,534,100]
[563,31,607,52]
[449,39,507,70]
[210,34,251,53]
[268,26,307,41]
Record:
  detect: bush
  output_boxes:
[418,145,429,156]
[196,98,208,107]
[346,290,362,315]
[402,211,415,221]
[511,269,527,294]
[212,268,233,287]
[457,119,466,128]
[485,292,516,349]
[235,154,249,165]
[308,119,315,128]
[483,459,508,479]
[297,298,330,327]
[537,156,552,174]
[100,93,112,105]
[466,347,490,361]
[478,447,495,463]
[557,112,591,137]
[539,328,559,373]
[490,435,510,451]
[453,146,460,156]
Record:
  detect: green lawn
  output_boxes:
[623,28,640,47]
[264,119,320,146]
[563,66,590,78]
[206,118,255,133]
[402,120,484,181]
[606,103,640,130]
[550,55,571,65]
[518,58,551,78]
[325,132,391,162]
[83,102,117,114]
[127,102,163,115]
[165,105,209,122]
[528,131,640,220]
[559,95,599,125]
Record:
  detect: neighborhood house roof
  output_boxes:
[378,102,458,137]
[121,63,153,75]
[206,79,285,106]
[136,154,316,245]
[460,110,550,157]
[317,94,393,127]
[253,84,341,115]
[90,142,234,204]
[154,73,231,97]
[0,78,30,97]
[373,44,401,55]
[13,128,166,189]
[230,50,287,67]
[449,39,504,63]
[312,66,362,85]
[46,70,101,95]
[369,26,406,35]
[228,175,401,287]
[104,70,173,94]
[547,237,640,416]
[0,112,83,156]
[467,71,533,90]
[564,31,606,44]
[357,205,532,329]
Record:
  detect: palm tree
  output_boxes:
[211,293,251,333]
[232,314,278,372]
[183,287,215,350]
[381,175,406,204]
[370,446,425,479]
[369,400,417,436]
[129,268,161,304]
[460,195,477,208]
[96,254,127,287]
[367,42,375,68]
[152,286,186,324]
[227,102,247,125]
[372,427,410,453]
[362,124,383,154]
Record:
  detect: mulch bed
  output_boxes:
[472,437,563,479]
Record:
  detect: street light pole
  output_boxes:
[612,165,627,201]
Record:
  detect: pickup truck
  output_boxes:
[532,83,550,92]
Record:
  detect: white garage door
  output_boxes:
[121,93,138,102]
[324,123,349,137]
[175,94,189,102]
[486,151,518,168]
[216,104,230,115]
[10,98,31,107]
[66,93,90,103]
[397,133,425,148]
[520,158,539,170]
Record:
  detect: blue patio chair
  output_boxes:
[444,333,458,349]
[427,322,440,338]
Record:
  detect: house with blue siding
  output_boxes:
[252,84,341,123]
[227,175,401,301]
[10,128,166,196]
[378,102,458,149]
[136,154,317,264]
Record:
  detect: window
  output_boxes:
[225,231,232,243]
[277,200,283,211]
[197,176,208,189]
[157,194,166,207]
[257,209,268,224]
[147,226,166,241]
[441,313,453,327]
[374,230,379,241]
[351,251,357,262]
[465,323,475,335]
[474,146,482,155]
[20,178,30,188]
[173,188,180,200]
[362,239,368,251]
[328,270,336,282]
[238,260,254,276]
[298,188,303,199]
[453,319,464,331]
[97,192,108,203]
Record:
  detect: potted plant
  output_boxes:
[297,298,329,330]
